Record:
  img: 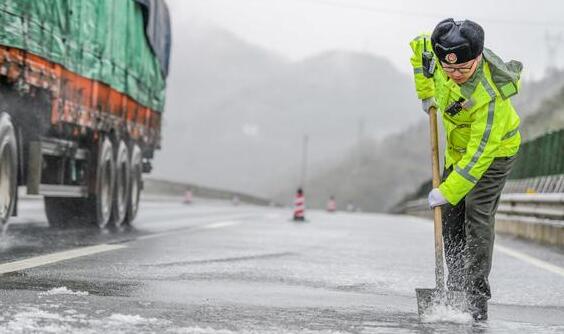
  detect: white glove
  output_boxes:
[428,188,447,208]
[421,97,437,114]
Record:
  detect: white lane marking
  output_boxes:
[137,219,243,241]
[0,244,126,275]
[0,214,254,274]
[200,221,240,230]
[135,212,258,229]
[495,244,564,278]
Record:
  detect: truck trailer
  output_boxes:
[0,0,171,227]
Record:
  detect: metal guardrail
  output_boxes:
[398,192,564,246]
[400,193,564,222]
[504,174,564,194]
[497,193,564,222]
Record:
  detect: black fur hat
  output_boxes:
[431,19,484,64]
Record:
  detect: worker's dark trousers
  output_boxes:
[441,156,516,300]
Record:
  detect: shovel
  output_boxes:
[415,106,468,318]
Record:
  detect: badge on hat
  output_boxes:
[445,53,458,64]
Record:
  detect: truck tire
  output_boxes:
[0,113,18,226]
[92,137,116,228]
[45,137,115,228]
[125,144,142,224]
[111,140,130,227]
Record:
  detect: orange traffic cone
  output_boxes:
[183,190,193,204]
[326,196,336,212]
[293,188,305,221]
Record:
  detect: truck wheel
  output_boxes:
[93,137,116,228]
[0,113,18,226]
[45,137,115,228]
[111,141,130,227]
[125,144,142,224]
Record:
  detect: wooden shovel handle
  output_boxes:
[429,106,445,290]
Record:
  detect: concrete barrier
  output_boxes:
[496,193,564,246]
[496,215,564,246]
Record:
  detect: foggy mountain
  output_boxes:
[284,121,433,212]
[520,84,564,140]
[153,22,422,196]
[512,69,564,120]
[297,73,564,213]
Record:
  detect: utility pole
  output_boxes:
[357,117,365,147]
[354,117,366,172]
[545,31,563,71]
[300,135,309,189]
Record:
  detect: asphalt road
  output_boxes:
[0,197,563,333]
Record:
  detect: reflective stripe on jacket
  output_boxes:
[410,34,522,205]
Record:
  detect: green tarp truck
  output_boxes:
[0,0,171,227]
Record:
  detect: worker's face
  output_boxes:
[441,55,482,85]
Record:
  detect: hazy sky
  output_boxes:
[168,0,564,80]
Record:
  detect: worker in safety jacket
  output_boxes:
[409,19,521,321]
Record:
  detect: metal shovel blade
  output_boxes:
[415,288,469,318]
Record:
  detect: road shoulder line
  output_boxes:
[495,244,564,278]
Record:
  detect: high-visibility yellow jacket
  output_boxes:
[409,34,522,205]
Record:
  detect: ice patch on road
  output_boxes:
[166,327,237,334]
[40,287,89,296]
[0,307,78,333]
[107,313,159,325]
[0,306,169,333]
[420,304,472,323]
[167,328,348,334]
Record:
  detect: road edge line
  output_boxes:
[495,244,564,278]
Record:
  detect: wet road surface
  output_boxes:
[1,197,563,333]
